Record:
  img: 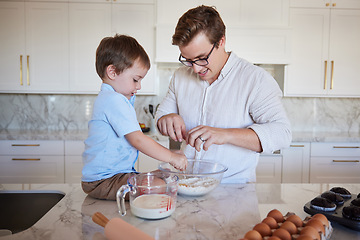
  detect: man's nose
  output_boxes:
[192,64,203,73]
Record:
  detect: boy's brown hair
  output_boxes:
[172,5,226,48]
[95,34,150,79]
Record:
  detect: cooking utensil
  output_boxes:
[92,212,154,240]
[149,104,154,118]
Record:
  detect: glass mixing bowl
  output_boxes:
[158,160,228,197]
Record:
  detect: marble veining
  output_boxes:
[1,183,360,240]
[0,66,359,141]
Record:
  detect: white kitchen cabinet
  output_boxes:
[285,4,360,97]
[290,0,360,9]
[256,151,282,183]
[310,142,360,183]
[0,140,65,183]
[64,140,84,184]
[69,2,111,93]
[0,0,157,94]
[281,143,310,183]
[136,138,169,172]
[111,2,156,95]
[0,1,69,93]
[155,0,291,64]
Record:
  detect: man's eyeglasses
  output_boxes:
[179,43,217,67]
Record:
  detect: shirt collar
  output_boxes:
[101,83,136,105]
[218,52,236,80]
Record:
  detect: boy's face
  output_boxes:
[112,59,149,100]
[179,32,225,84]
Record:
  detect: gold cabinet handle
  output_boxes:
[27,55,30,86]
[332,3,336,7]
[333,146,360,149]
[333,160,359,163]
[12,158,40,161]
[290,145,305,148]
[11,144,40,147]
[326,3,330,7]
[330,60,334,89]
[20,55,23,85]
[324,60,327,89]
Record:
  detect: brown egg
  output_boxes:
[244,230,262,240]
[268,237,282,240]
[272,228,292,240]
[300,226,321,240]
[280,220,298,235]
[262,216,278,229]
[296,235,313,240]
[306,218,325,235]
[312,213,329,227]
[253,222,272,237]
[267,209,285,223]
[286,214,303,227]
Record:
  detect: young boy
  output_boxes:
[82,34,187,200]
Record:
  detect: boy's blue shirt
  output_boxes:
[82,83,141,182]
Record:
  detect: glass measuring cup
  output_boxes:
[116,171,178,219]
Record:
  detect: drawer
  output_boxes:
[310,156,360,183]
[0,140,64,155]
[311,142,360,157]
[0,155,64,183]
[65,140,85,155]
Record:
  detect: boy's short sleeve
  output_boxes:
[99,92,140,136]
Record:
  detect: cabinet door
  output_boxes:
[0,2,26,91]
[285,8,330,96]
[25,2,69,92]
[282,143,310,183]
[256,154,282,183]
[111,3,157,94]
[64,140,84,184]
[327,9,360,96]
[137,139,169,172]
[69,3,111,93]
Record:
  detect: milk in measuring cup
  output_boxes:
[130,194,175,219]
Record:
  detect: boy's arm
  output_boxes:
[125,131,187,170]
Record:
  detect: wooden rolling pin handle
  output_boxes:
[92,212,109,228]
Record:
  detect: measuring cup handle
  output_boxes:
[116,184,130,216]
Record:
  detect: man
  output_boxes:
[155,5,291,183]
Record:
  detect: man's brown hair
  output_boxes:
[95,34,150,79]
[172,5,226,47]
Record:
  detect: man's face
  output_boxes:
[179,33,225,84]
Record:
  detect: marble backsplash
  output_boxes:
[0,65,359,134]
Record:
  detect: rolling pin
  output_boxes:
[92,212,154,240]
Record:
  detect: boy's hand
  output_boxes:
[169,150,187,171]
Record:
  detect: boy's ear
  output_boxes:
[106,65,117,80]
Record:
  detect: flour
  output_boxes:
[177,177,219,196]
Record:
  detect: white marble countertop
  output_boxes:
[1,183,359,240]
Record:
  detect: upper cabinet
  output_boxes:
[155,0,291,64]
[0,0,157,94]
[285,1,360,97]
[0,1,69,93]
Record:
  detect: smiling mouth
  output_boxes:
[198,68,208,77]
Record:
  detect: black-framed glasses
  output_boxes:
[179,43,217,67]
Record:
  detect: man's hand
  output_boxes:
[157,113,187,142]
[186,125,227,151]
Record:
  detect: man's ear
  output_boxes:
[106,65,117,80]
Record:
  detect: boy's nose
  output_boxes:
[136,81,141,90]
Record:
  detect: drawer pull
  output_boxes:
[333,160,359,163]
[11,144,40,147]
[290,145,304,148]
[12,158,40,161]
[333,146,360,149]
